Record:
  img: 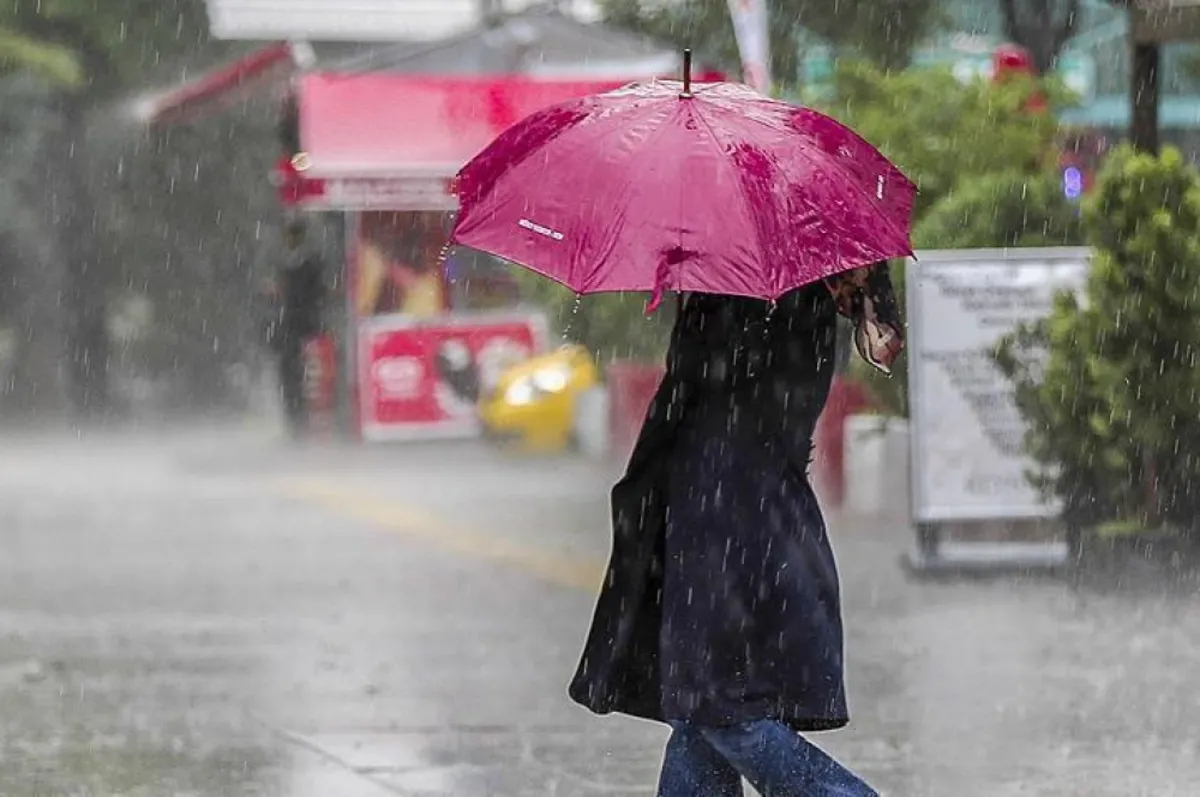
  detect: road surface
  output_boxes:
[0,426,1197,796]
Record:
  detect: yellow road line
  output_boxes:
[273,478,605,592]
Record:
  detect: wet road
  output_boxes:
[1,427,1198,796]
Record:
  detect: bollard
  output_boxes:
[573,386,611,459]
[303,334,338,438]
[607,362,665,465]
[812,377,875,508]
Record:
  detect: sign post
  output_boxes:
[904,248,1091,575]
[726,0,772,94]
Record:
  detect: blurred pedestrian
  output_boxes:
[272,218,325,436]
[569,265,903,796]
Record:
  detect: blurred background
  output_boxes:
[3,1,1200,795]
[1,0,1185,426]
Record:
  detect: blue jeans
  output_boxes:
[656,720,878,797]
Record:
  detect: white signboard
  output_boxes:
[907,249,1090,523]
[322,177,457,211]
[206,0,600,41]
[207,0,482,42]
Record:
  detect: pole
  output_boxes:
[681,49,693,98]
[1131,41,1160,154]
[726,0,772,94]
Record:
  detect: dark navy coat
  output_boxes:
[568,284,849,732]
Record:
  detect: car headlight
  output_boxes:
[532,367,569,393]
[502,367,569,407]
[504,378,537,406]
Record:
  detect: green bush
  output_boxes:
[914,170,1084,249]
[994,145,1200,534]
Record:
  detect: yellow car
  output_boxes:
[479,344,600,452]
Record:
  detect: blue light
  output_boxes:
[1063,166,1083,200]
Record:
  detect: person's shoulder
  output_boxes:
[684,292,766,320]
[777,283,833,318]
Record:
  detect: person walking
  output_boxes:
[569,265,903,797]
[271,219,325,437]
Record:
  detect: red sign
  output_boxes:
[358,312,547,441]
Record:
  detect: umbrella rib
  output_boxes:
[801,146,914,258]
[688,103,774,298]
[541,101,680,293]
[585,102,686,293]
[710,99,916,252]
[459,100,679,296]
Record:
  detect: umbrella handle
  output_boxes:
[681,49,693,99]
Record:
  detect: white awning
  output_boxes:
[524,51,680,79]
[205,0,601,41]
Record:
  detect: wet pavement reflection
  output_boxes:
[1,428,1197,795]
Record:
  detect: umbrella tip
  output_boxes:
[681,49,693,99]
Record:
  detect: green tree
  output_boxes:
[0,0,212,416]
[0,30,81,414]
[0,77,71,416]
[995,145,1200,535]
[0,27,81,85]
[98,101,292,411]
[914,170,1083,249]
[800,0,945,71]
[599,0,943,85]
[817,62,1061,217]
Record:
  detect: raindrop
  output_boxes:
[562,292,583,342]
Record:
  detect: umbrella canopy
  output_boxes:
[450,77,916,303]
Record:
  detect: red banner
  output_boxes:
[358,312,547,441]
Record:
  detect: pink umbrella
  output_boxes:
[450,52,915,306]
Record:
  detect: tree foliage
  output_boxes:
[599,0,944,83]
[0,1,210,94]
[995,145,1200,534]
[914,171,1083,249]
[0,0,214,416]
[0,76,69,413]
[0,27,81,86]
[95,104,299,411]
[799,0,946,71]
[817,62,1062,218]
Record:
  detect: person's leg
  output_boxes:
[657,723,743,797]
[698,720,877,797]
[278,335,307,435]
